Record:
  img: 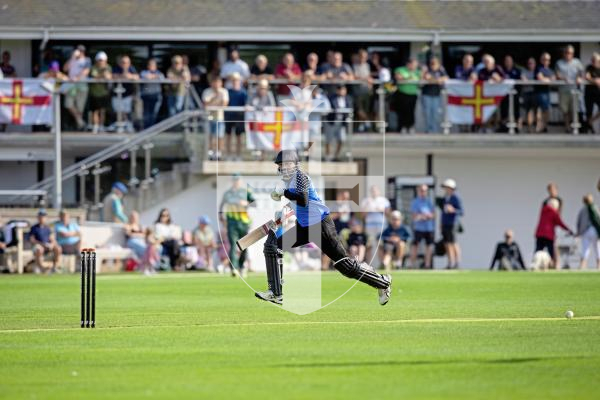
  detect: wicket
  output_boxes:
[80,248,96,328]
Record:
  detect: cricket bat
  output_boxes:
[236,205,294,251]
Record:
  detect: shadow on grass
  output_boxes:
[279,356,579,369]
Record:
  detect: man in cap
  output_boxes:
[255,149,392,306]
[219,173,255,277]
[439,178,464,269]
[103,182,129,223]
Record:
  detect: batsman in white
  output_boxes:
[254,150,392,306]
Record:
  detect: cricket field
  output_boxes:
[1,271,599,399]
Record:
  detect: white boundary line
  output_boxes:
[1,316,599,334]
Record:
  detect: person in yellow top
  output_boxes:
[219,173,255,276]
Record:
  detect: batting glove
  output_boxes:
[271,185,285,201]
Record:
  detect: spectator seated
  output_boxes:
[0,207,86,274]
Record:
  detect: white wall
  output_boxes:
[0,161,38,190]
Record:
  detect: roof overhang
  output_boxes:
[1,26,599,43]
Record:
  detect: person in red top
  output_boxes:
[275,52,302,97]
[535,198,574,267]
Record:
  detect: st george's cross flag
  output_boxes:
[446,80,514,124]
[0,79,53,125]
[245,108,306,151]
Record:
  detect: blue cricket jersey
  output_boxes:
[285,170,330,228]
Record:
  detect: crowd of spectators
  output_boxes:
[328,181,464,271]
[2,44,599,140]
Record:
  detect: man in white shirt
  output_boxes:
[220,49,250,88]
[64,45,91,130]
[556,45,584,132]
[361,185,391,262]
[202,77,229,160]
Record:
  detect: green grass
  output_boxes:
[1,271,600,399]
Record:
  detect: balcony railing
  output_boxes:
[1,77,597,136]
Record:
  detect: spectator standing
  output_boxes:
[501,55,522,132]
[535,198,573,268]
[576,194,600,270]
[409,184,435,269]
[39,61,68,80]
[189,60,208,101]
[322,51,354,81]
[219,174,255,277]
[584,53,600,134]
[370,52,391,83]
[522,57,539,133]
[394,58,421,133]
[29,210,61,273]
[379,211,411,271]
[322,52,354,95]
[440,179,464,269]
[275,52,302,97]
[88,51,112,133]
[477,55,505,83]
[304,52,323,78]
[220,49,250,88]
[543,182,563,213]
[347,219,368,262]
[225,73,247,160]
[250,55,274,80]
[102,182,129,223]
[490,229,526,270]
[1,50,17,77]
[361,185,391,261]
[202,76,229,160]
[193,216,217,271]
[154,208,182,270]
[54,210,81,255]
[555,45,584,132]
[542,182,564,262]
[535,52,556,133]
[247,79,276,110]
[140,58,165,128]
[421,57,448,133]
[475,53,492,73]
[112,55,140,132]
[63,45,91,130]
[166,55,191,117]
[124,211,146,260]
[332,190,352,232]
[352,49,372,131]
[454,54,476,81]
[326,84,351,161]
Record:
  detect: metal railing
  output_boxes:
[14,110,202,207]
[0,190,47,207]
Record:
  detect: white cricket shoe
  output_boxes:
[255,290,283,305]
[378,274,392,306]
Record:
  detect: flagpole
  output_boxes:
[52,84,62,210]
